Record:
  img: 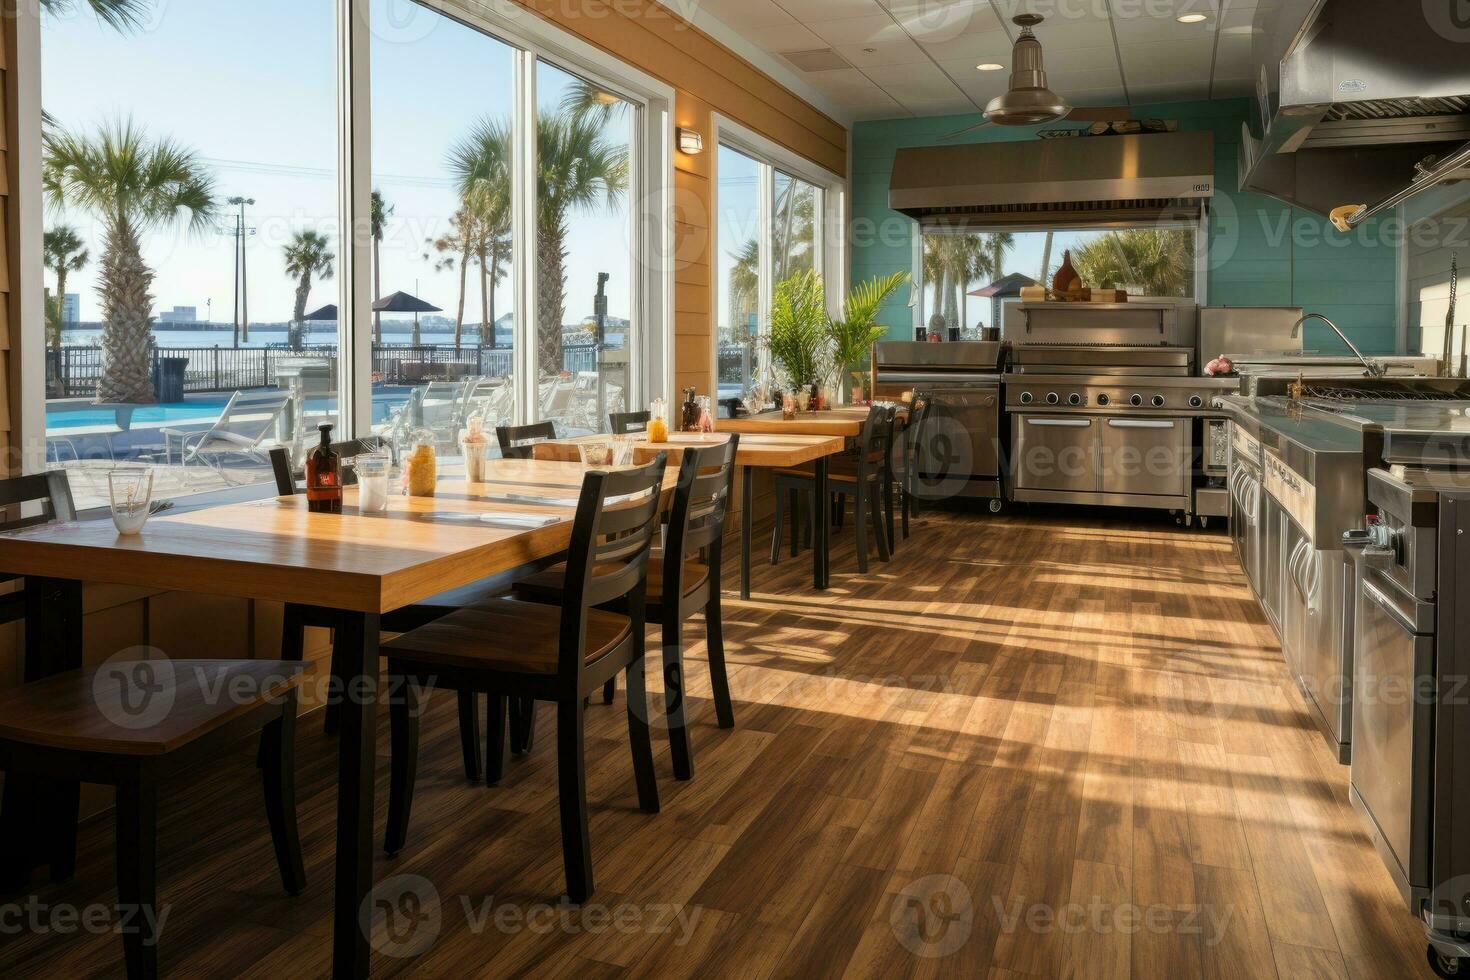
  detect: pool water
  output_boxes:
[46,392,410,431]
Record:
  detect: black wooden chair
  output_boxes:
[895,393,934,540]
[771,405,894,573]
[609,411,651,435]
[496,421,556,459]
[514,436,739,779]
[267,436,392,493]
[381,454,668,902]
[268,442,495,779]
[0,472,76,627]
[0,659,306,979]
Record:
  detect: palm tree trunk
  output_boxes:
[476,244,490,349]
[537,223,566,377]
[373,236,383,345]
[485,254,499,348]
[97,216,156,404]
[54,267,70,353]
[292,271,312,352]
[454,243,470,351]
[1039,231,1054,286]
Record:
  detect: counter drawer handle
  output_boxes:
[1106,419,1177,429]
[1026,418,1091,428]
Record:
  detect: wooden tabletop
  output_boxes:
[0,459,678,615]
[533,432,846,469]
[718,408,870,437]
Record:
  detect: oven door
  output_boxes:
[1260,493,1284,632]
[1351,570,1435,907]
[924,384,1000,487]
[1099,417,1188,498]
[1013,415,1098,493]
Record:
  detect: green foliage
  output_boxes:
[1071,229,1194,297]
[41,0,148,32]
[829,271,908,381]
[765,271,827,387]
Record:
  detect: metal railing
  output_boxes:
[46,342,608,399]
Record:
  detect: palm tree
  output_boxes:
[43,226,89,353]
[727,238,759,343]
[371,189,393,344]
[44,120,215,404]
[425,209,483,349]
[283,230,334,352]
[40,0,148,31]
[451,112,627,375]
[1072,229,1193,297]
[561,77,630,126]
[923,236,989,330]
[985,231,1015,328]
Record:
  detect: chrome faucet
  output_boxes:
[1291,312,1385,377]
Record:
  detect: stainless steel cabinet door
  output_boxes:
[1099,417,1188,497]
[1013,416,1098,493]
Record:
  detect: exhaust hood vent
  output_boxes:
[1240,0,1470,222]
[889,130,1214,227]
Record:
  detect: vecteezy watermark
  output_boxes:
[1423,0,1470,44]
[890,875,974,958]
[362,874,703,957]
[993,896,1234,945]
[94,647,177,730]
[0,896,171,944]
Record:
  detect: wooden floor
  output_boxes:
[0,506,1431,978]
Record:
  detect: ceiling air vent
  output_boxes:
[782,48,850,73]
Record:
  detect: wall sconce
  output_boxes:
[677,127,704,155]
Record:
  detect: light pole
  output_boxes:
[225,196,256,346]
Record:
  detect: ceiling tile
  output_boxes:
[805,14,910,46]
[1213,33,1254,77]
[799,67,893,100]
[740,22,828,54]
[1109,0,1221,43]
[1129,80,1211,103]
[902,97,986,117]
[1046,66,1126,93]
[882,0,1006,44]
[772,0,884,20]
[695,0,795,31]
[834,36,932,66]
[861,61,966,102]
[1013,11,1115,50]
[918,24,1013,63]
[1120,38,1215,86]
[1034,44,1122,73]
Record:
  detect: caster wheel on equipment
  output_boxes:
[1430,944,1463,978]
[1199,516,1210,529]
[988,498,1003,514]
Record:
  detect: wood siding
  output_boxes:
[1,10,12,470]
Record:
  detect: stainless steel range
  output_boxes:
[1004,303,1236,524]
[872,341,1005,508]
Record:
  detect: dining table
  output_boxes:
[0,457,678,979]
[532,430,846,594]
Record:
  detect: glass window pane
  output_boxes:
[773,171,818,288]
[371,0,517,458]
[920,227,1197,338]
[41,0,340,509]
[717,145,760,401]
[535,59,636,434]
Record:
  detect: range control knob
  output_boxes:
[1045,391,1061,405]
[1019,391,1033,405]
[1096,393,1110,406]
[1188,394,1204,408]
[1067,392,1083,406]
[1151,394,1166,408]
[1129,393,1144,407]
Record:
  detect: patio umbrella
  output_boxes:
[373,291,441,346]
[969,272,1038,331]
[303,304,338,321]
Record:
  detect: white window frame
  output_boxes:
[709,114,846,394]
[16,0,677,465]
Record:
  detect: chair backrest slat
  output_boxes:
[558,454,668,675]
[664,436,738,580]
[0,471,76,532]
[496,421,556,460]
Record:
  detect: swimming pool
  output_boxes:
[45,392,411,431]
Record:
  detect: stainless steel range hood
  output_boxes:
[1239,0,1470,224]
[888,130,1215,228]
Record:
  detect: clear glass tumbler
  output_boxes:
[108,467,154,535]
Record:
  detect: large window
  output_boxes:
[919,226,1198,337]
[41,0,342,508]
[715,140,829,401]
[33,0,670,509]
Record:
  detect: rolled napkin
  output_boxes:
[479,512,561,529]
[483,492,578,507]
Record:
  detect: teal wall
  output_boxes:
[850,98,1400,353]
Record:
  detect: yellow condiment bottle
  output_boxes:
[647,398,669,443]
[405,430,437,496]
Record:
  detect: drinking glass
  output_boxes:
[355,451,392,513]
[578,439,615,468]
[108,467,154,535]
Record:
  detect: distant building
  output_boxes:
[158,306,198,323]
[62,294,80,325]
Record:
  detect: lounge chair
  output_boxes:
[160,388,292,482]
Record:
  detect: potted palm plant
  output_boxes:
[828,271,908,403]
[764,270,828,396]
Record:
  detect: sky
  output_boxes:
[41,0,636,332]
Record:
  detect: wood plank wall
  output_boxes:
[1,9,13,474]
[513,0,848,398]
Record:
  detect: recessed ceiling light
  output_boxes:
[1177,12,1209,23]
[976,62,1004,71]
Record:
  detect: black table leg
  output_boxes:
[740,466,753,600]
[813,458,830,589]
[332,611,380,979]
[0,577,83,890]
